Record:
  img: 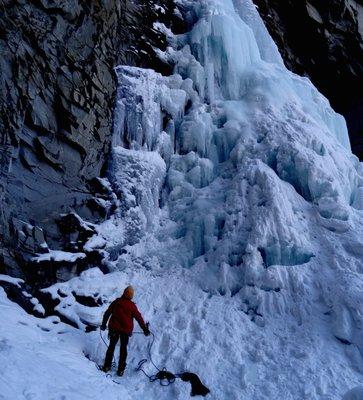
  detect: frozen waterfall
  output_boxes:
[108,0,360,276]
[100,0,363,388]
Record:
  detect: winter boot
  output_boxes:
[117,363,126,376]
[102,365,111,373]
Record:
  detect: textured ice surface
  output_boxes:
[108,0,360,273]
[108,0,362,394]
[1,0,362,399]
[104,0,363,397]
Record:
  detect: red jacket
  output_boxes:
[102,296,147,336]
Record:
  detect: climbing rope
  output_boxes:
[135,358,179,386]
[99,328,117,369]
[98,326,210,395]
[99,327,178,386]
[136,330,162,372]
[134,330,181,386]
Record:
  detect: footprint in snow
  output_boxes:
[175,315,188,330]
[159,332,171,353]
[0,338,11,352]
[189,320,202,338]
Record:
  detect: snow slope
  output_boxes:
[1,0,362,399]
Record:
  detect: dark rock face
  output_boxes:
[253,0,363,159]
[0,0,180,280]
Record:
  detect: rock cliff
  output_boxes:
[0,0,180,280]
[253,0,363,159]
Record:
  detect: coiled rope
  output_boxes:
[98,327,210,395]
[99,327,179,386]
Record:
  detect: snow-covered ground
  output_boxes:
[0,263,362,399]
[1,0,362,399]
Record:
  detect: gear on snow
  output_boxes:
[99,285,210,396]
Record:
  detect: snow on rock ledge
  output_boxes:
[32,250,87,264]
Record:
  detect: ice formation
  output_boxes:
[106,0,363,394]
[1,0,362,399]
[108,0,361,294]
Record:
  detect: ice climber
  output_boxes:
[101,285,150,376]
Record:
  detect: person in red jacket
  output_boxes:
[101,285,150,376]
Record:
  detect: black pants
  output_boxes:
[103,330,129,372]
